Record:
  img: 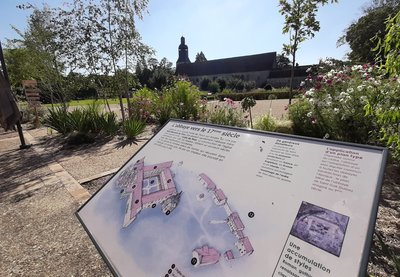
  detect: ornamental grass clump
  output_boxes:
[123,118,146,140]
[254,114,277,132]
[44,106,72,135]
[44,102,120,143]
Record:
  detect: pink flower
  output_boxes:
[310,117,317,124]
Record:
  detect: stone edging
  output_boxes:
[23,131,91,204]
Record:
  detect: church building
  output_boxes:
[175,36,308,88]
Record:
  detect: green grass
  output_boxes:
[18,98,128,108]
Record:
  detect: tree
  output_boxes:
[279,0,337,104]
[376,10,400,76]
[276,53,291,68]
[135,57,174,90]
[195,51,207,62]
[9,5,74,107]
[338,5,398,63]
[49,0,152,120]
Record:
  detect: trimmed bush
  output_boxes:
[208,81,220,93]
[200,78,211,91]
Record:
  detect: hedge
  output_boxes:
[215,90,299,101]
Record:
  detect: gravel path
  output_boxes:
[0,136,111,276]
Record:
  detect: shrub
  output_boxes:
[164,80,202,120]
[129,88,157,122]
[370,10,400,161]
[208,81,220,93]
[289,63,379,143]
[123,118,146,139]
[264,84,273,90]
[154,94,173,126]
[244,81,256,91]
[227,78,244,91]
[221,88,233,94]
[216,78,227,91]
[202,98,246,127]
[200,78,211,91]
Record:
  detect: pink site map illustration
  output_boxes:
[113,157,254,274]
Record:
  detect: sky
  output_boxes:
[0,0,371,66]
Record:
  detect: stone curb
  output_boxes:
[23,131,91,204]
[78,168,119,184]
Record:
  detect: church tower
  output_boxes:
[176,36,191,64]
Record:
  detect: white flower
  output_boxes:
[360,96,367,103]
[334,108,340,114]
[300,81,305,87]
[347,88,354,93]
[305,88,315,97]
[351,65,362,71]
[374,80,380,85]
[309,98,315,104]
[307,112,313,118]
[357,85,364,92]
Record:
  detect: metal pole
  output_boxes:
[0,41,30,149]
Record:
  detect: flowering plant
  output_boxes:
[290,61,381,143]
[202,98,246,127]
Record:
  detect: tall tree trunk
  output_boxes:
[125,42,132,118]
[289,27,299,106]
[289,53,295,105]
[107,0,125,123]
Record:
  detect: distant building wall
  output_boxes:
[188,70,272,87]
[265,76,306,88]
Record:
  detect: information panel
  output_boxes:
[77,120,387,277]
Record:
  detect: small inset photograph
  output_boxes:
[290,201,349,257]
